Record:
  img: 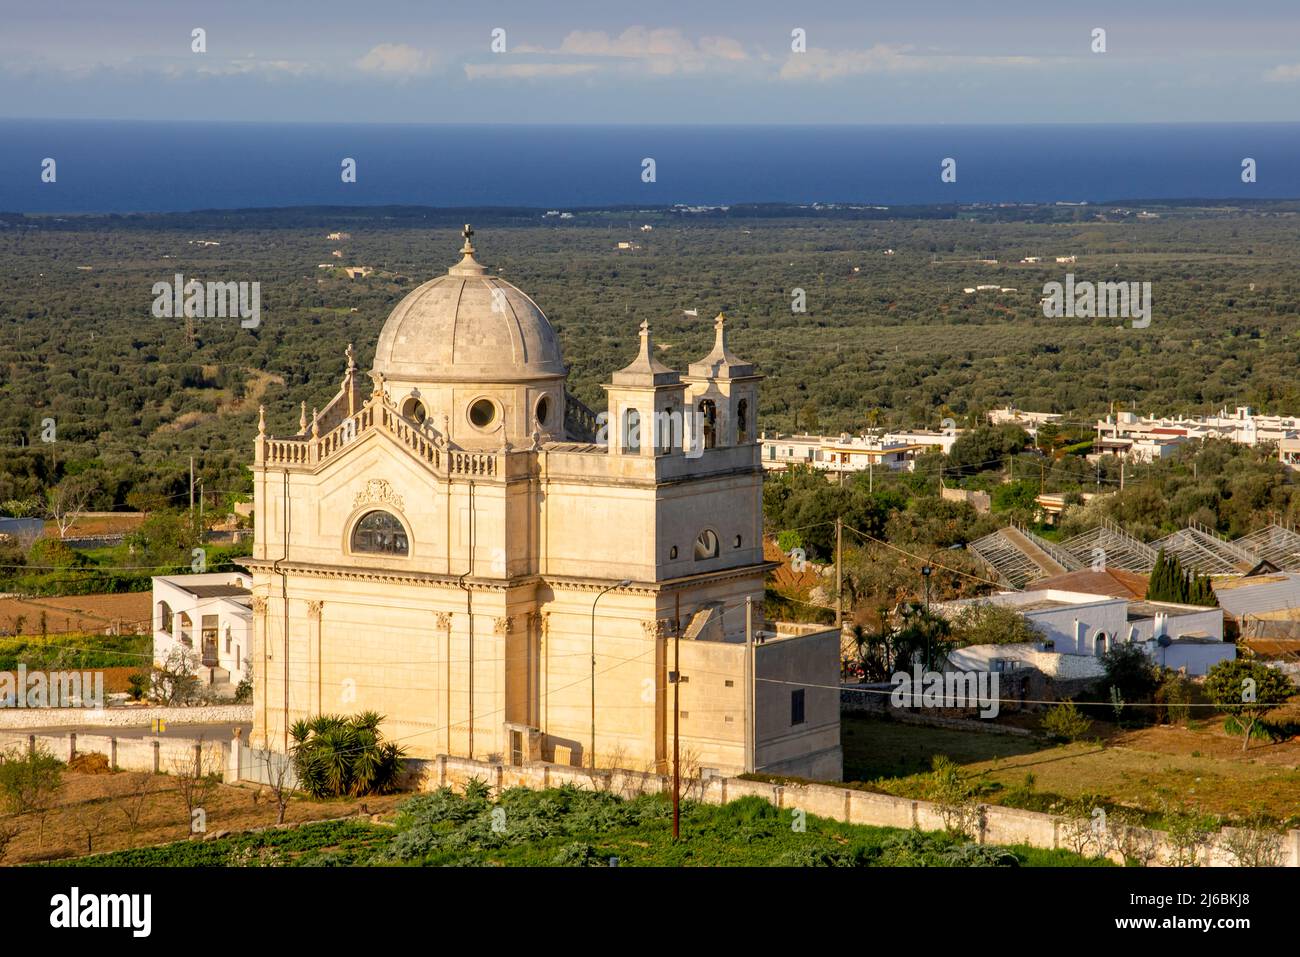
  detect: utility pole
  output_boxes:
[921,561,933,671]
[835,516,843,627]
[189,456,195,516]
[672,592,681,842]
[1121,459,1126,491]
[868,457,874,493]
[744,595,755,774]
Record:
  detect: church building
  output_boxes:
[242,227,841,781]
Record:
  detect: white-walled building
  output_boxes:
[1096,407,1300,450]
[987,408,1063,439]
[152,572,252,690]
[937,588,1232,677]
[760,428,958,474]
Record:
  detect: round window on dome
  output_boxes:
[535,396,551,428]
[469,398,497,429]
[402,397,427,424]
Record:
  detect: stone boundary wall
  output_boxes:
[0,729,229,778]
[401,753,1300,867]
[0,704,252,730]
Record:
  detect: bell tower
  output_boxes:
[602,321,688,456]
[683,313,762,449]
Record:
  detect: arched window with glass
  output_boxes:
[350,510,410,556]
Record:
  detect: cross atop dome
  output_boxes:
[449,223,488,276]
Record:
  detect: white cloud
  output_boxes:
[492,27,751,78]
[193,58,315,78]
[464,62,598,80]
[1265,63,1300,82]
[780,44,1039,81]
[355,43,436,77]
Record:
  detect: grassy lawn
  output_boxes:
[47,786,1110,868]
[843,713,1300,826]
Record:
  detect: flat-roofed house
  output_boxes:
[152,572,252,693]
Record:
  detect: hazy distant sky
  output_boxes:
[3,0,1299,124]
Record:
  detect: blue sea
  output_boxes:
[1,120,1297,213]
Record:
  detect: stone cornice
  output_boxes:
[238,558,514,592]
[235,557,775,595]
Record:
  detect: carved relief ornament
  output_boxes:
[353,478,405,513]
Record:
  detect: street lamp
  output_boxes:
[920,545,962,670]
[591,578,632,769]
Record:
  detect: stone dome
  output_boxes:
[372,227,566,383]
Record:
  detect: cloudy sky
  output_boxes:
[3,0,1300,124]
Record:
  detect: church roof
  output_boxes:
[372,226,566,383]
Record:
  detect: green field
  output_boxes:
[50,787,1108,868]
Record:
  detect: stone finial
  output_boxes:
[609,316,678,386]
[461,223,475,254]
[371,370,386,399]
[257,405,266,436]
[311,408,320,439]
[300,401,308,433]
[637,320,652,360]
[345,341,356,374]
[686,310,756,380]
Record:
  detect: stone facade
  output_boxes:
[242,229,841,780]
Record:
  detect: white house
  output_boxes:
[986,407,1063,439]
[1097,407,1300,451]
[152,573,253,692]
[937,588,1233,678]
[759,428,959,474]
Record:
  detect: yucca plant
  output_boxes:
[290,711,406,798]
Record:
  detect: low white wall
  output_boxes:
[0,704,251,730]
[0,729,229,778]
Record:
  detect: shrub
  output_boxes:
[925,755,980,838]
[1154,670,1192,725]
[1042,700,1093,742]
[772,843,857,867]
[552,841,604,867]
[1101,643,1160,703]
[951,602,1041,647]
[0,744,64,849]
[126,669,149,702]
[289,711,406,798]
[940,843,1020,867]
